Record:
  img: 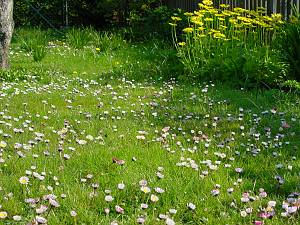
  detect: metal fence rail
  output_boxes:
[166,0,300,19]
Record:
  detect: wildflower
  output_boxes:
[0,211,7,219]
[76,139,87,145]
[227,188,234,193]
[178,42,186,47]
[141,186,151,193]
[204,18,214,22]
[36,205,48,214]
[171,16,182,21]
[49,198,60,207]
[245,208,252,214]
[104,208,110,215]
[19,176,29,185]
[235,168,243,173]
[268,201,276,207]
[150,194,159,202]
[156,172,164,179]
[112,157,125,165]
[166,218,175,225]
[182,28,194,34]
[159,214,168,219]
[35,216,47,224]
[220,4,230,8]
[95,48,100,52]
[241,195,250,203]
[155,187,165,193]
[0,141,7,148]
[203,0,213,5]
[213,32,226,39]
[211,189,220,196]
[115,205,124,214]
[117,183,125,190]
[141,203,148,209]
[105,195,114,202]
[12,215,22,221]
[259,212,273,219]
[240,210,247,217]
[136,217,145,224]
[184,12,193,16]
[70,210,77,217]
[187,202,196,210]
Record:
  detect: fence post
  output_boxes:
[65,0,69,27]
[267,0,272,15]
[287,0,292,19]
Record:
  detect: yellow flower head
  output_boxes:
[0,141,7,148]
[203,0,213,6]
[213,32,226,39]
[183,27,194,34]
[141,186,151,193]
[204,18,214,22]
[178,42,186,47]
[171,16,182,21]
[197,34,206,38]
[0,211,8,219]
[184,12,194,17]
[19,176,29,185]
[220,4,230,8]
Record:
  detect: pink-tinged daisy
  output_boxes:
[115,205,124,214]
[187,202,196,210]
[19,176,29,185]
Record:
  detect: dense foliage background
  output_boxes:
[14,0,167,28]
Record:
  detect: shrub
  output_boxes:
[127,6,179,40]
[276,8,300,81]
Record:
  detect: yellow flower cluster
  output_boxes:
[170,2,284,46]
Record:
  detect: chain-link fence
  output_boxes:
[14,0,300,30]
[166,0,300,19]
[14,0,130,29]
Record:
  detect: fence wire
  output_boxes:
[166,0,300,19]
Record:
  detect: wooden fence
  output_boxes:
[165,0,300,19]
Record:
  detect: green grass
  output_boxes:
[0,28,299,225]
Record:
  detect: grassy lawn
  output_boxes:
[0,30,299,224]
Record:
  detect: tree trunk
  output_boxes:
[0,0,14,69]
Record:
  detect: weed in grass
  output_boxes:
[32,44,47,62]
[66,28,92,49]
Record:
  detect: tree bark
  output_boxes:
[0,0,14,69]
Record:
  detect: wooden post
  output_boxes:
[287,0,292,19]
[281,0,286,18]
[0,0,14,69]
[65,0,69,27]
[277,0,281,13]
[267,0,273,15]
